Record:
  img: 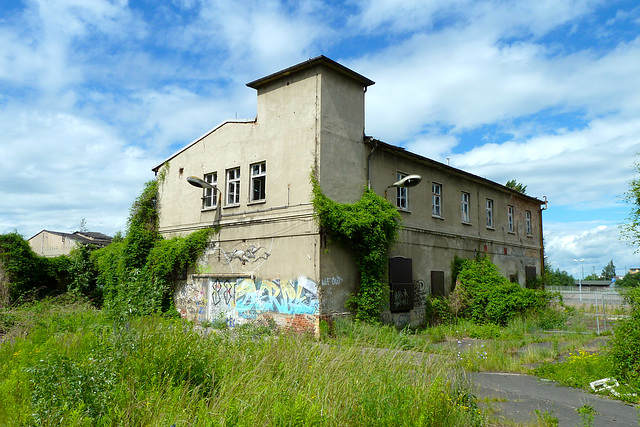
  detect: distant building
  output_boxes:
[28,230,112,257]
[153,56,546,332]
[629,268,640,275]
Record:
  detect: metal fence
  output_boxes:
[547,289,625,307]
[546,288,627,334]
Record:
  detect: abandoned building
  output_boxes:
[28,230,113,257]
[152,56,546,332]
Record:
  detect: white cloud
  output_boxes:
[545,222,639,277]
[451,116,640,208]
[0,106,155,238]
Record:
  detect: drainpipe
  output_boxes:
[367,139,377,189]
[540,196,548,286]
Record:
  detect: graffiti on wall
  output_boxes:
[235,276,318,317]
[413,279,429,308]
[176,275,320,324]
[197,239,273,275]
[175,282,207,322]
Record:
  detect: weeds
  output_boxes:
[0,299,484,426]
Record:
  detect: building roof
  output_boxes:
[29,230,113,247]
[246,55,375,89]
[367,137,547,206]
[152,120,256,172]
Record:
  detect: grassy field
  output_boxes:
[0,294,633,426]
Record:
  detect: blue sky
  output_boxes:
[1,0,639,277]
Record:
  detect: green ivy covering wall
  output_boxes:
[311,175,402,323]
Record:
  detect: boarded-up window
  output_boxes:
[431,271,445,296]
[525,266,537,283]
[389,257,413,312]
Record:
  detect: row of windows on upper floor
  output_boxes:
[395,172,534,235]
[199,161,266,209]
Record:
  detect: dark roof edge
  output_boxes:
[28,230,112,244]
[152,119,256,172]
[366,137,546,205]
[246,55,375,89]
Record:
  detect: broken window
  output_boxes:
[507,205,514,232]
[396,172,408,210]
[432,183,442,217]
[525,210,532,235]
[203,172,217,209]
[486,199,494,228]
[226,167,240,206]
[461,191,470,223]
[250,162,266,202]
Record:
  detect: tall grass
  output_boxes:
[0,298,484,426]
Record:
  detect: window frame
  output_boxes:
[486,198,494,229]
[507,205,514,233]
[432,183,442,218]
[250,161,266,203]
[396,172,409,210]
[525,210,532,235]
[202,172,218,210]
[461,191,470,223]
[226,167,241,206]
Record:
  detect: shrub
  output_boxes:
[610,287,640,389]
[0,232,64,304]
[452,257,551,326]
[92,179,212,320]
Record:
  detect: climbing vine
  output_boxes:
[93,177,213,320]
[311,174,402,323]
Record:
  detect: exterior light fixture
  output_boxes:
[384,174,422,198]
[187,176,214,189]
[187,175,222,210]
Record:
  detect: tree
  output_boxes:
[615,272,640,288]
[505,179,527,194]
[601,260,616,280]
[621,158,640,250]
[544,265,575,286]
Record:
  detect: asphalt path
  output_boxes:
[469,372,639,426]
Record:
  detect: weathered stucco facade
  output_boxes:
[153,56,545,333]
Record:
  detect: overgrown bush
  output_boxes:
[92,179,212,320]
[0,232,69,305]
[451,257,551,326]
[311,175,402,323]
[610,287,640,389]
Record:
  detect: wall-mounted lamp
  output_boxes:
[187,176,222,208]
[384,174,422,198]
[187,176,213,189]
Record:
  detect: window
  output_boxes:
[486,199,494,228]
[203,172,217,209]
[432,183,442,217]
[396,172,408,210]
[507,205,514,232]
[250,162,266,202]
[226,167,240,206]
[461,192,470,223]
[525,211,532,235]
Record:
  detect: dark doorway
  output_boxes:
[389,257,413,312]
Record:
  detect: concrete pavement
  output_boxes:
[469,372,638,426]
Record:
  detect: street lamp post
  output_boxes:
[384,174,422,198]
[186,176,222,206]
[573,259,585,301]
